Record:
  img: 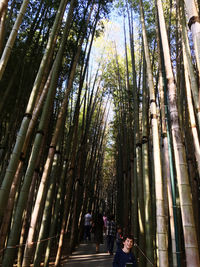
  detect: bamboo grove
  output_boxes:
[0,0,200,267]
[0,0,113,266]
[99,0,200,266]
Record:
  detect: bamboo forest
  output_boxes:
[0,0,200,266]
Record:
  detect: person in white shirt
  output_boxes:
[84,210,92,241]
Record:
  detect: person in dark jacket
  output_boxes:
[113,234,137,267]
[116,226,123,250]
[106,214,116,255]
[92,213,104,253]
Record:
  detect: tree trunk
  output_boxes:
[139,0,169,265]
[0,0,30,79]
[184,0,200,78]
[141,54,154,266]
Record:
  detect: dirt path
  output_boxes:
[61,240,114,266]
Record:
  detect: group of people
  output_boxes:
[83,211,137,267]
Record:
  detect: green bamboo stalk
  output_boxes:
[0,0,9,18]
[43,158,68,267]
[159,60,179,267]
[0,0,30,80]
[184,0,200,76]
[0,1,7,54]
[183,53,200,176]
[181,6,200,129]
[33,149,60,266]
[142,55,154,266]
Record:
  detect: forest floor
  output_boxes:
[60,236,114,266]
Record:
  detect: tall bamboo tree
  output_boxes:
[138,0,169,265]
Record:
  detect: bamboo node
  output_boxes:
[150,114,157,119]
[49,145,56,149]
[183,224,195,227]
[20,152,25,162]
[36,130,44,136]
[184,245,198,248]
[136,142,142,147]
[24,113,32,119]
[188,16,200,30]
[34,168,40,173]
[161,133,167,138]
[142,136,148,143]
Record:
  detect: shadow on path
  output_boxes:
[62,241,114,266]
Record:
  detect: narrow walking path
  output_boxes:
[62,240,114,266]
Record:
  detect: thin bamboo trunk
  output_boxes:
[123,14,132,234]
[16,130,48,266]
[159,72,179,267]
[33,149,61,266]
[183,53,200,176]
[142,55,154,266]
[184,0,200,77]
[126,1,139,251]
[0,2,6,55]
[0,0,9,18]
[139,0,169,265]
[0,0,30,79]
[181,3,200,129]
[183,1,200,229]
[43,158,68,267]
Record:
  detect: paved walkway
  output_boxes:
[61,240,114,266]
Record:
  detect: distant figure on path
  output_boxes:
[113,234,137,267]
[116,226,123,250]
[92,213,104,253]
[84,210,92,241]
[106,214,116,255]
[103,213,107,234]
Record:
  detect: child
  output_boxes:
[116,227,123,250]
[113,234,137,267]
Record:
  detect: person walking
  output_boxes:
[84,210,92,242]
[92,213,104,253]
[103,213,107,235]
[113,234,137,267]
[106,214,116,255]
